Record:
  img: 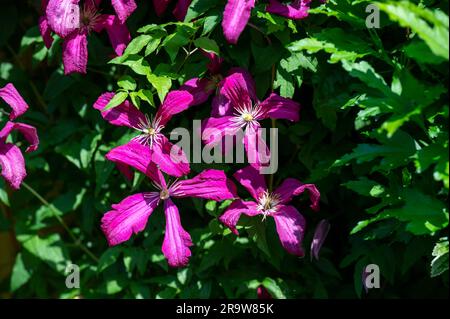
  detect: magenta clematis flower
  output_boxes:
[93,90,194,178]
[202,71,300,168]
[219,166,320,256]
[41,0,133,74]
[101,164,236,267]
[152,0,192,21]
[0,84,39,190]
[222,0,320,44]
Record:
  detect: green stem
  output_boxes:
[22,182,99,263]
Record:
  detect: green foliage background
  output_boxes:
[0,0,448,298]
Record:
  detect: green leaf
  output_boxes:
[104,91,128,111]
[431,239,449,277]
[98,247,122,272]
[117,75,137,91]
[125,35,152,55]
[376,1,449,59]
[193,37,220,55]
[10,253,32,291]
[147,73,172,102]
[19,234,69,273]
[262,278,286,299]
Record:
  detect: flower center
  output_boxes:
[80,1,101,33]
[143,127,156,135]
[257,191,281,219]
[159,189,170,200]
[242,113,253,122]
[133,115,164,148]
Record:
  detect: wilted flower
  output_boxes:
[101,164,236,267]
[40,0,134,74]
[93,90,194,177]
[202,71,300,168]
[0,84,39,190]
[310,219,330,260]
[219,166,320,256]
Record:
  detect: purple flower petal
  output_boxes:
[105,141,162,183]
[259,93,300,122]
[171,169,237,201]
[39,16,54,49]
[220,71,256,109]
[266,0,312,20]
[222,0,255,44]
[219,199,259,235]
[155,90,195,126]
[244,123,271,169]
[162,198,193,267]
[95,14,131,56]
[111,0,137,23]
[93,92,146,128]
[233,165,267,201]
[0,143,26,190]
[274,178,320,211]
[173,0,192,21]
[101,192,160,246]
[201,116,241,146]
[272,205,306,256]
[46,0,80,38]
[212,68,256,117]
[0,83,29,120]
[150,135,190,178]
[0,122,39,153]
[201,50,223,74]
[310,219,330,260]
[153,0,172,16]
[62,31,88,75]
[178,78,214,106]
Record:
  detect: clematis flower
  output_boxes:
[0,84,39,190]
[222,0,320,44]
[202,71,300,168]
[219,166,320,256]
[152,0,192,21]
[101,164,236,267]
[41,0,133,74]
[93,90,194,178]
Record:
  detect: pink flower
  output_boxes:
[152,0,192,21]
[0,84,39,190]
[40,0,133,74]
[101,165,236,267]
[202,71,300,168]
[93,90,194,178]
[219,166,320,256]
[222,0,320,44]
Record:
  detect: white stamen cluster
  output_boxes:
[132,114,164,148]
[230,102,265,128]
[257,191,281,220]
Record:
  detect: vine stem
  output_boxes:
[22,182,99,263]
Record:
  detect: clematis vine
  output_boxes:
[101,163,236,267]
[40,0,134,74]
[93,90,194,178]
[219,165,320,256]
[0,84,39,190]
[222,0,321,44]
[202,71,300,168]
